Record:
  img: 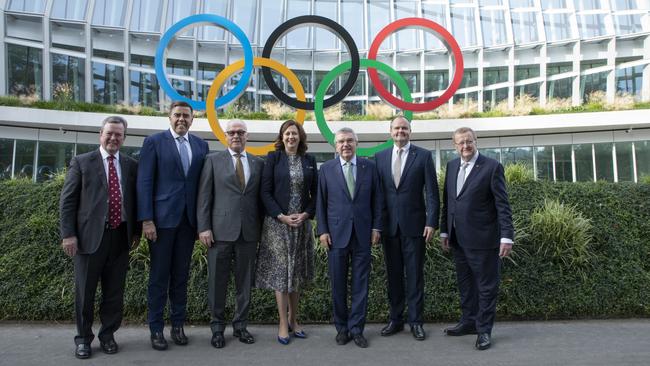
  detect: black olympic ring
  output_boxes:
[261,15,360,111]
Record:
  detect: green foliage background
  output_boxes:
[1,178,650,323]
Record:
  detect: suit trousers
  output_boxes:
[382,228,425,325]
[207,234,257,334]
[147,213,195,333]
[74,223,128,345]
[451,229,500,334]
[328,231,371,336]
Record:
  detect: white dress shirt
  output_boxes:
[339,155,357,180]
[99,146,125,221]
[392,142,411,179]
[228,148,251,185]
[169,127,193,163]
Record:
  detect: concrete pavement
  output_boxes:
[1,320,649,366]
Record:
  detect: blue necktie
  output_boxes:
[178,136,190,176]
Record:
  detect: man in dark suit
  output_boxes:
[375,116,439,341]
[137,101,209,350]
[316,127,383,348]
[60,116,139,359]
[440,127,514,350]
[197,119,264,349]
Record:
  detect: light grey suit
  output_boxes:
[197,150,264,333]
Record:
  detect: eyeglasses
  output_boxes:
[226,130,247,137]
[454,140,475,146]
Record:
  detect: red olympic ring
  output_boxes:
[367,18,464,113]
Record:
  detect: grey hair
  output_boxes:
[101,116,128,133]
[389,115,411,129]
[335,127,358,142]
[226,119,248,132]
[452,126,477,141]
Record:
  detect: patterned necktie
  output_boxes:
[234,153,245,191]
[393,148,403,187]
[456,162,469,196]
[178,136,190,176]
[344,161,355,198]
[107,155,122,229]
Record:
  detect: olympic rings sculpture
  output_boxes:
[155,14,464,156]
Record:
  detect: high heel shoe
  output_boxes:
[277,335,290,345]
[293,329,307,339]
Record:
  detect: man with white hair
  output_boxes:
[197,119,264,349]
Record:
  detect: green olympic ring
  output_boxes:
[314,58,413,157]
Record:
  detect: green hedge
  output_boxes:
[1,177,650,323]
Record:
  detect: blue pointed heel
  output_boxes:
[277,335,290,345]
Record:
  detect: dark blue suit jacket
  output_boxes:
[137,129,209,229]
[440,154,514,249]
[375,144,440,237]
[316,157,383,249]
[260,150,318,219]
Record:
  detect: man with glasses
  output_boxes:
[440,127,514,351]
[137,101,209,350]
[316,127,383,348]
[197,119,264,349]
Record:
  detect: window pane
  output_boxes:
[130,0,162,32]
[51,0,87,20]
[259,0,284,45]
[635,141,650,181]
[615,142,634,182]
[578,14,608,38]
[37,141,74,182]
[535,146,553,181]
[452,7,478,47]
[341,1,364,49]
[76,143,99,155]
[395,1,419,50]
[231,0,256,43]
[287,0,312,49]
[594,143,614,182]
[576,0,603,11]
[511,12,538,44]
[616,66,643,100]
[166,0,197,36]
[92,0,126,26]
[368,0,392,50]
[574,144,593,182]
[440,149,457,168]
[52,54,85,102]
[483,87,508,110]
[0,139,13,180]
[542,0,567,10]
[581,71,607,102]
[548,77,573,99]
[502,146,533,166]
[93,62,124,104]
[425,70,449,92]
[554,145,572,182]
[8,0,46,13]
[7,44,43,98]
[516,65,540,80]
[462,68,479,88]
[14,140,35,180]
[199,0,227,40]
[422,3,447,50]
[484,67,508,86]
[129,71,159,109]
[616,14,643,35]
[481,148,501,162]
[314,0,337,50]
[480,9,507,46]
[544,13,573,41]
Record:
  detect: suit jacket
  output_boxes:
[260,150,318,219]
[197,150,264,242]
[59,149,139,254]
[136,130,209,229]
[440,154,514,249]
[376,144,440,237]
[316,157,383,249]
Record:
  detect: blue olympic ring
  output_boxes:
[154,14,254,111]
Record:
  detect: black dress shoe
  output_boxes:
[444,322,477,336]
[211,331,225,348]
[150,331,168,351]
[233,328,255,344]
[380,321,404,336]
[476,333,491,350]
[352,333,368,348]
[100,338,119,354]
[411,324,426,341]
[171,326,188,346]
[75,343,91,359]
[335,330,350,345]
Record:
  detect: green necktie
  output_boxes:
[344,161,355,198]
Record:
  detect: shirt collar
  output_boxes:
[393,142,411,155]
[339,155,357,167]
[462,151,479,166]
[99,146,120,161]
[228,148,247,159]
[169,127,187,141]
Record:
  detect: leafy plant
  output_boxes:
[505,162,535,185]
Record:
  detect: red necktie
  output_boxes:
[108,155,122,229]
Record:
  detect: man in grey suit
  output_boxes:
[60,116,139,359]
[197,119,264,349]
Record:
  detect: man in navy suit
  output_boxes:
[375,116,439,341]
[316,127,383,348]
[440,127,514,350]
[137,101,209,350]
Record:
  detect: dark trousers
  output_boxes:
[207,234,257,334]
[382,228,425,325]
[74,223,128,345]
[328,231,371,336]
[147,214,195,333]
[451,228,500,334]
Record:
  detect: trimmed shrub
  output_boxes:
[504,162,535,185]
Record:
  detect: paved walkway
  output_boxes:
[1,320,648,366]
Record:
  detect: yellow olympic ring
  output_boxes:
[206,57,306,155]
